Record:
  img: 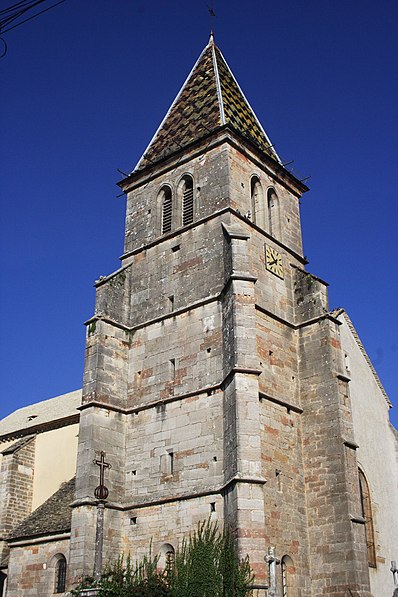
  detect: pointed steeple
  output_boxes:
[135,36,281,171]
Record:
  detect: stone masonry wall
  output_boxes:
[125,391,224,503]
[120,495,223,562]
[125,221,226,328]
[256,311,299,405]
[0,437,35,567]
[260,399,311,597]
[127,303,222,408]
[123,144,230,256]
[69,405,126,584]
[226,145,304,257]
[69,133,378,596]
[298,316,371,596]
[6,538,69,597]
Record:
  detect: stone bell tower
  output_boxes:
[68,35,372,596]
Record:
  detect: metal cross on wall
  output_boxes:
[93,451,111,501]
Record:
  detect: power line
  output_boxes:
[0,1,37,17]
[0,0,68,35]
[1,0,48,29]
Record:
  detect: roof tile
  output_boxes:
[9,478,75,541]
[135,37,279,171]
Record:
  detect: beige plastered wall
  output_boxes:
[339,314,398,597]
[31,424,79,510]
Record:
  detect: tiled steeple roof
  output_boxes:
[135,35,280,171]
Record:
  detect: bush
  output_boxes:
[73,520,254,597]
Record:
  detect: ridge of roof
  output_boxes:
[333,308,392,408]
[8,478,75,542]
[210,35,226,125]
[134,36,280,172]
[213,44,281,163]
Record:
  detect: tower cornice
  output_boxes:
[118,125,308,197]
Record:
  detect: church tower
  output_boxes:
[68,36,373,596]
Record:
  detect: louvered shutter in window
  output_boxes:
[182,186,194,226]
[162,193,173,234]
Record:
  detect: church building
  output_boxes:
[1,35,397,597]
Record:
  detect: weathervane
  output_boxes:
[207,1,216,35]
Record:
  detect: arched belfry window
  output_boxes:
[54,555,67,593]
[180,175,194,226]
[160,186,173,234]
[267,188,281,239]
[358,469,376,567]
[251,176,265,228]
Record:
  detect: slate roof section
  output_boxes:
[0,389,81,442]
[135,35,280,171]
[8,478,75,541]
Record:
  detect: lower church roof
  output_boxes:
[0,389,81,442]
[8,477,75,542]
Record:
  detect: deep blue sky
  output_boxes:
[1,0,397,427]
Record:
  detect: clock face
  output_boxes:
[265,245,284,278]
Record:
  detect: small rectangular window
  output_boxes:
[170,359,176,379]
[161,450,174,476]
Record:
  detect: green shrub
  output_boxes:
[72,520,254,597]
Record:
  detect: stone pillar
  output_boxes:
[0,437,35,565]
[68,318,128,587]
[299,314,372,597]
[222,222,267,589]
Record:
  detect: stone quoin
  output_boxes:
[1,35,397,597]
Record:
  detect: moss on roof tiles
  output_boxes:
[139,47,221,170]
[9,478,75,541]
[136,39,279,171]
[214,47,275,157]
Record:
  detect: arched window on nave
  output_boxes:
[358,468,376,567]
[54,554,67,594]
